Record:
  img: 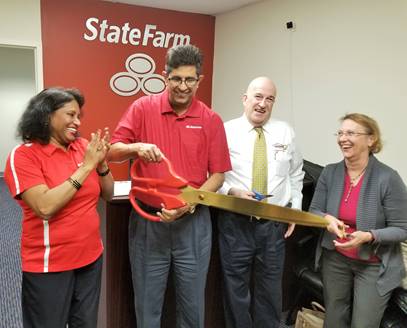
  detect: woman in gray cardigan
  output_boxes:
[309,113,407,328]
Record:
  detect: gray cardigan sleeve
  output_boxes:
[371,169,407,244]
[309,166,331,218]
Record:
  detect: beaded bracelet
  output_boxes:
[96,167,110,177]
[67,177,82,190]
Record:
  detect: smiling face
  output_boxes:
[337,119,374,162]
[243,77,276,127]
[165,65,202,114]
[49,100,81,148]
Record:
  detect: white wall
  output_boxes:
[0,0,42,172]
[213,0,407,182]
[0,47,37,170]
[0,0,43,90]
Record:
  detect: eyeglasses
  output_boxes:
[334,131,371,138]
[167,76,199,88]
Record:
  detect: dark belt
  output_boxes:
[137,201,200,217]
[137,201,161,214]
[249,216,277,224]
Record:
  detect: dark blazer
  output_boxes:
[310,155,407,296]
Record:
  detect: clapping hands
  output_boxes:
[84,127,111,169]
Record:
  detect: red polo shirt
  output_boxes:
[4,138,103,273]
[111,90,231,199]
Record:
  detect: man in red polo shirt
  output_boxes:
[108,44,231,328]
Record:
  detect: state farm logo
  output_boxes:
[110,53,166,96]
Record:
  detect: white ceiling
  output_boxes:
[103,0,263,15]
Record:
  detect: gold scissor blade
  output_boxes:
[181,186,328,228]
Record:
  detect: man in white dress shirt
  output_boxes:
[218,76,304,328]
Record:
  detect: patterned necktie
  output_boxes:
[252,127,268,197]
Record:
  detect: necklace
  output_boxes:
[344,167,367,203]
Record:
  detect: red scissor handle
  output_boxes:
[129,157,188,222]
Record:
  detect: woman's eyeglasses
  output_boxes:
[334,131,371,138]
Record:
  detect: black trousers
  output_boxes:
[218,211,286,328]
[22,255,103,328]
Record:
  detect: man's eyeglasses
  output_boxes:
[334,131,371,138]
[168,76,199,88]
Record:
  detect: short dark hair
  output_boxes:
[165,44,203,75]
[17,87,84,144]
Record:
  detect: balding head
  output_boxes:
[246,77,277,95]
[243,77,277,127]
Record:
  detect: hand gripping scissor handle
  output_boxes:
[129,157,188,222]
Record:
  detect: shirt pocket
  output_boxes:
[271,144,291,176]
[180,126,205,169]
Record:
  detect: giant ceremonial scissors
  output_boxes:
[129,157,328,228]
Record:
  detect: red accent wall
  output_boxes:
[41,0,215,179]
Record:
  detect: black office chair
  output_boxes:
[285,160,325,325]
[381,288,407,328]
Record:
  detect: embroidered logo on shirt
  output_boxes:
[186,125,202,129]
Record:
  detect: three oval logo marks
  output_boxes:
[110,53,166,97]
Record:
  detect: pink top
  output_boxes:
[336,173,379,262]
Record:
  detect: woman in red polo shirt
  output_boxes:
[309,113,407,328]
[4,87,114,328]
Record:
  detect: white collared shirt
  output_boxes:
[219,115,304,209]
